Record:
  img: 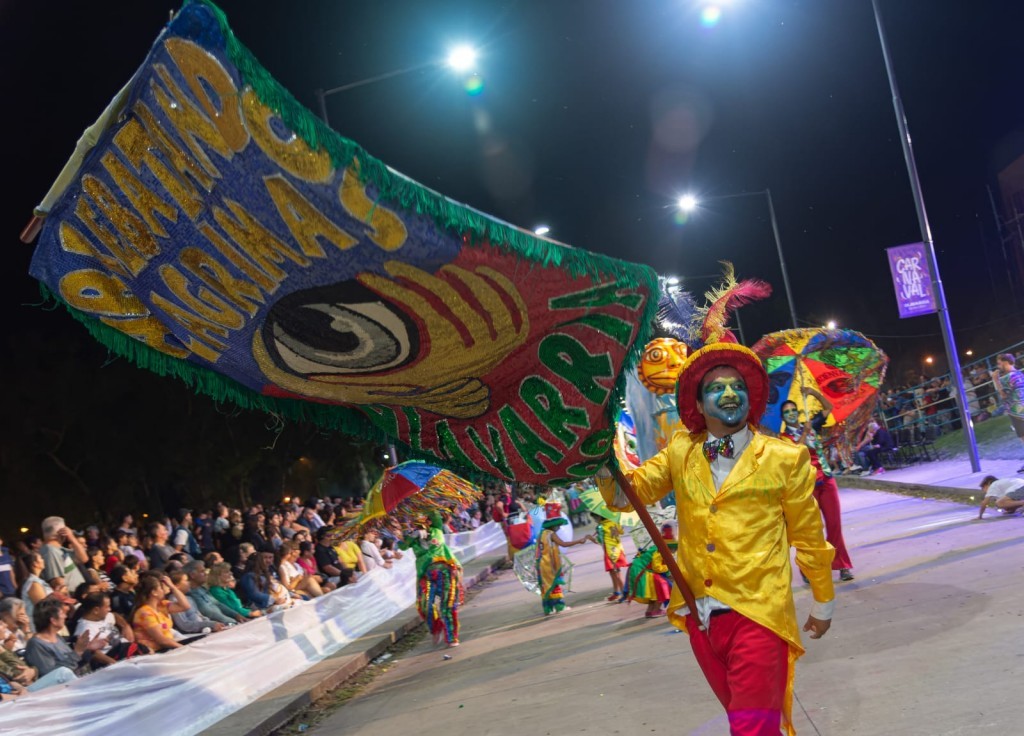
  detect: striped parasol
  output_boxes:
[338,460,482,538]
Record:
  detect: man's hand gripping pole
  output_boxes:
[610,466,703,631]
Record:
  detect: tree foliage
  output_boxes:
[1,326,377,538]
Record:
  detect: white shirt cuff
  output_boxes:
[810,598,835,621]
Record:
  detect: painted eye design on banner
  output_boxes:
[262,280,418,377]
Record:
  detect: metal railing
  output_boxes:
[878,339,1024,443]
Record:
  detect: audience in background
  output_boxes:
[0,490,509,701]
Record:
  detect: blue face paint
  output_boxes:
[781,405,800,427]
[702,376,749,429]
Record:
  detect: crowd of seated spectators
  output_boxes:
[876,351,1024,442]
[0,484,522,702]
[0,494,425,702]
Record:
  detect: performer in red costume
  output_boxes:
[780,386,854,582]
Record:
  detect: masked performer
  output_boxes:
[625,526,673,618]
[598,335,835,736]
[536,504,591,615]
[781,387,854,582]
[401,512,463,647]
[592,515,628,602]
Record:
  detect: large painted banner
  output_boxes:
[886,242,937,319]
[28,0,659,485]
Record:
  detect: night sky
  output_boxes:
[4,0,1024,387]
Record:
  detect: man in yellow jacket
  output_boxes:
[598,341,835,736]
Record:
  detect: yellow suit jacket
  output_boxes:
[599,428,835,734]
[601,428,834,647]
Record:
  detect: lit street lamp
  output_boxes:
[534,225,551,236]
[826,320,837,330]
[315,45,479,127]
[678,189,799,329]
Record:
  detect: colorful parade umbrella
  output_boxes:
[24,0,660,488]
[341,460,482,537]
[577,485,641,527]
[752,328,888,435]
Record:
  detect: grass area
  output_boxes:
[930,414,1022,461]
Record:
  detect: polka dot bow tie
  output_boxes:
[703,434,735,462]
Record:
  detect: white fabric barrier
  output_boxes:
[0,522,504,736]
[446,520,506,563]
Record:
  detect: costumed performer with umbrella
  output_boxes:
[536,502,592,615]
[401,510,464,647]
[780,387,855,582]
[596,268,836,736]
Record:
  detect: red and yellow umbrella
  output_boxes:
[340,460,482,537]
[752,327,888,435]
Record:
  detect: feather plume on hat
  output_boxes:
[672,262,774,433]
[655,279,699,345]
[696,261,772,345]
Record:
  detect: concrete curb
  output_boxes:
[836,474,981,504]
[201,554,507,736]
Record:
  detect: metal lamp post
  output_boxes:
[315,45,478,127]
[679,189,799,330]
[871,0,981,472]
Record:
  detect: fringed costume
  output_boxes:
[402,512,464,646]
[535,527,568,615]
[626,546,672,606]
[595,519,627,572]
[534,502,588,615]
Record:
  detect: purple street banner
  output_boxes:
[26,0,660,486]
[886,242,937,319]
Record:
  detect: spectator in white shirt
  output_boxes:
[360,530,391,570]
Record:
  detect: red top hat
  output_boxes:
[674,263,771,434]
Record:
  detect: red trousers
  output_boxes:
[814,477,853,570]
[686,611,789,736]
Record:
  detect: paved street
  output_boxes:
[311,487,1024,736]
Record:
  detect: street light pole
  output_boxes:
[679,189,799,330]
[316,62,435,127]
[315,45,478,128]
[764,188,798,330]
[871,0,980,472]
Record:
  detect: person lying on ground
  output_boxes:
[977,475,1024,519]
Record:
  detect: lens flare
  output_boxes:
[700,5,722,27]
[464,74,484,96]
